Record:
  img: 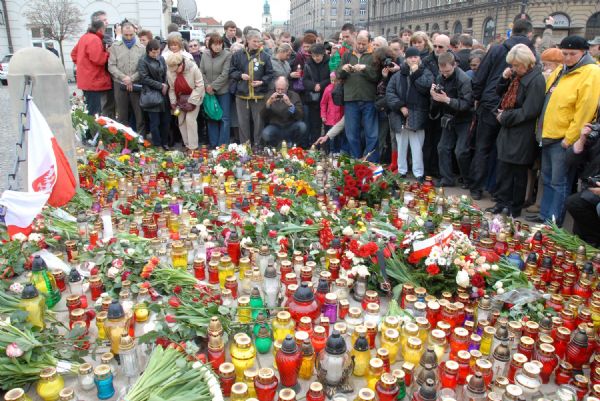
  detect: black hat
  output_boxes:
[405,47,420,58]
[310,43,326,55]
[559,35,589,50]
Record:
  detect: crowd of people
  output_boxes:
[70,11,600,246]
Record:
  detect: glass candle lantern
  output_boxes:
[78,363,95,391]
[255,368,278,401]
[93,364,115,400]
[119,333,140,378]
[244,368,259,398]
[367,358,385,391]
[491,342,511,379]
[170,241,188,269]
[323,293,338,324]
[440,360,459,390]
[231,334,257,381]
[104,300,129,355]
[376,373,400,401]
[237,296,251,323]
[534,343,558,383]
[278,389,297,401]
[273,311,296,343]
[317,330,354,392]
[429,329,447,362]
[219,363,236,397]
[567,327,589,372]
[287,283,320,324]
[312,325,327,355]
[30,255,61,308]
[514,362,542,401]
[299,339,315,380]
[450,327,469,359]
[463,372,487,401]
[19,283,46,329]
[403,337,424,367]
[58,387,75,401]
[306,382,325,401]
[275,335,302,388]
[381,328,401,364]
[218,256,235,289]
[3,388,32,401]
[230,382,249,401]
[377,348,391,373]
[36,368,64,401]
[88,275,104,301]
[507,353,527,384]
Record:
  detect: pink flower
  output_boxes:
[6,342,23,358]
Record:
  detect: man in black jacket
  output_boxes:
[222,21,237,49]
[430,53,474,188]
[229,30,274,146]
[468,19,535,200]
[303,44,330,148]
[455,34,473,72]
[566,120,600,247]
[260,77,306,147]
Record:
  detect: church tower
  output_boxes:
[262,0,272,33]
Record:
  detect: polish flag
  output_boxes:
[0,99,76,238]
[408,225,454,263]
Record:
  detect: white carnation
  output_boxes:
[342,226,354,236]
[456,270,470,288]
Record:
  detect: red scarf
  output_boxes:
[500,73,526,110]
[174,72,192,97]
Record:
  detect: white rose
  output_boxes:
[12,233,27,242]
[279,205,290,215]
[456,270,470,288]
[107,266,120,279]
[496,288,505,295]
[494,281,503,289]
[28,233,43,242]
[342,226,354,236]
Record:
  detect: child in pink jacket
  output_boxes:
[320,72,344,153]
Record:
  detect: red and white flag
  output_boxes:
[409,225,454,262]
[0,99,76,238]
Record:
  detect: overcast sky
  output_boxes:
[194,0,290,29]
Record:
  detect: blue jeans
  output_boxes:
[148,110,170,146]
[262,121,307,147]
[344,101,379,162]
[83,90,104,116]
[539,141,575,225]
[207,93,231,148]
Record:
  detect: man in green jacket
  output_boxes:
[336,34,381,161]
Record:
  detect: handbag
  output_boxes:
[203,93,223,121]
[176,94,196,112]
[292,78,304,92]
[139,87,163,109]
[307,91,321,103]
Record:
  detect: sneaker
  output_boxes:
[525,215,545,224]
[399,173,407,179]
[416,176,425,184]
[485,205,504,214]
[470,190,483,200]
[526,204,540,214]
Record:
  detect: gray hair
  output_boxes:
[373,36,388,47]
[91,10,106,23]
[274,76,289,88]
[245,30,261,42]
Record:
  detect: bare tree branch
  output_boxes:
[24,0,84,66]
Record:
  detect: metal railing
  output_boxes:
[6,75,33,191]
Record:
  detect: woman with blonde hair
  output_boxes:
[166,52,205,151]
[410,31,433,59]
[162,32,193,61]
[485,43,545,217]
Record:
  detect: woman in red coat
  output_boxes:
[71,20,112,116]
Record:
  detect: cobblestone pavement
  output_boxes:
[0,85,18,193]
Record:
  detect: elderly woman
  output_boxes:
[270,43,292,89]
[138,39,170,150]
[200,33,232,147]
[166,52,205,151]
[485,44,545,217]
[162,32,193,61]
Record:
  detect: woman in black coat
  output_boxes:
[138,39,170,149]
[487,44,546,217]
[302,43,331,148]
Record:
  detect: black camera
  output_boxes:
[276,93,283,99]
[586,176,600,187]
[434,84,444,94]
[588,123,600,141]
[383,58,395,69]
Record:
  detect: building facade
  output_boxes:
[290,0,369,40]
[368,0,600,45]
[0,0,171,76]
[190,17,224,35]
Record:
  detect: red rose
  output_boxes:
[165,315,176,323]
[268,230,277,238]
[380,182,388,190]
[426,264,440,276]
[471,273,485,288]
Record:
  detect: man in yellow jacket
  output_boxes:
[527,35,600,225]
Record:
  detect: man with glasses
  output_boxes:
[108,22,146,135]
[423,34,450,78]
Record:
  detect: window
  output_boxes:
[0,10,5,26]
[321,7,325,15]
[444,20,449,30]
[483,18,495,45]
[331,19,337,27]
[331,8,337,15]
[345,8,352,15]
[425,23,429,31]
[467,17,473,28]
[31,27,52,38]
[394,26,397,33]
[360,8,366,15]
[346,0,352,3]
[360,0,367,3]
[331,0,337,4]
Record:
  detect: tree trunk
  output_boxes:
[58,40,65,67]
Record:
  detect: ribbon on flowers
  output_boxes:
[409,225,454,263]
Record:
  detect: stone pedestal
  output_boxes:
[7,48,78,190]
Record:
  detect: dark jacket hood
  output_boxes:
[503,35,533,50]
